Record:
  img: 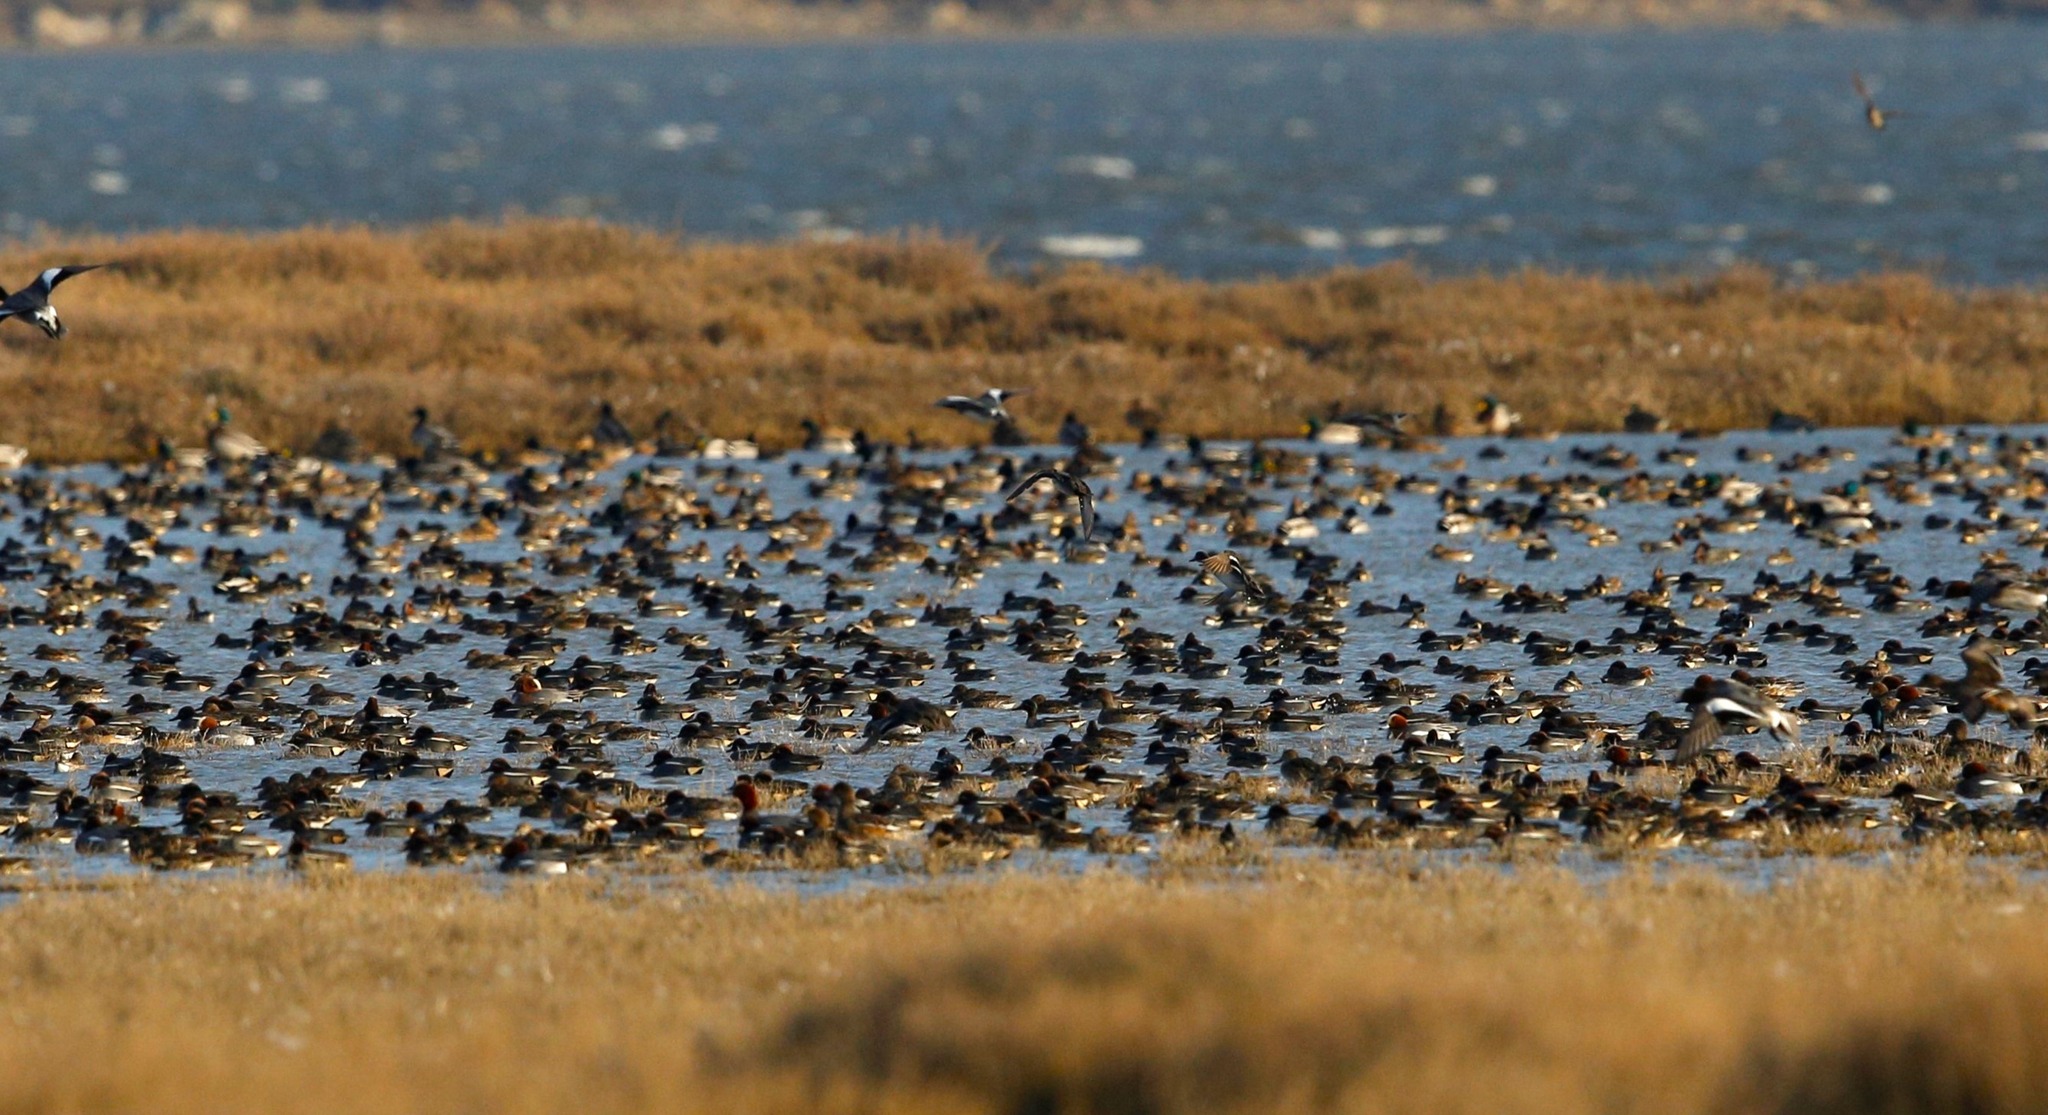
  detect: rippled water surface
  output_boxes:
[5,27,2048,278]
[0,423,2038,878]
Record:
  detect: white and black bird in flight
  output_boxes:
[1005,466,1095,541]
[0,264,107,339]
[1675,675,1801,764]
[936,388,1024,424]
[1193,550,1266,604]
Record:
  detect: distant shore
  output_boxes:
[0,0,1943,51]
[0,219,2032,463]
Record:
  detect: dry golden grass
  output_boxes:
[3,220,2045,462]
[2,857,2047,1113]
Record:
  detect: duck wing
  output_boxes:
[1961,640,2005,691]
[1674,707,1724,764]
[32,264,104,296]
[1006,468,1096,540]
[1199,551,1264,600]
[1004,468,1059,504]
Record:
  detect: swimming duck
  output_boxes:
[206,408,268,464]
[411,408,461,459]
[287,836,351,872]
[860,691,956,749]
[592,402,635,448]
[800,419,859,455]
[1623,405,1667,434]
[1956,762,2025,799]
[1476,395,1520,436]
[498,832,572,874]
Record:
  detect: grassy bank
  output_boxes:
[0,858,2042,1113]
[0,220,2042,461]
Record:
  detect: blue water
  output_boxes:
[3,27,2047,279]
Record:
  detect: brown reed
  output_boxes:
[0,856,2041,1114]
[0,220,2032,463]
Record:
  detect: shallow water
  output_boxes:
[3,28,2048,279]
[0,421,2037,879]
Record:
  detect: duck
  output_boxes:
[800,419,859,455]
[935,388,1024,424]
[1622,405,1667,434]
[1005,466,1096,541]
[1476,395,1520,436]
[732,779,811,846]
[498,832,572,874]
[1675,675,1801,764]
[860,691,956,749]
[411,407,461,459]
[287,836,351,872]
[647,749,705,778]
[1956,762,2025,799]
[592,402,635,448]
[0,263,105,338]
[1920,637,2039,729]
[1852,71,1897,132]
[206,407,268,464]
[1191,551,1265,604]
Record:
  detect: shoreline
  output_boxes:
[0,17,1926,52]
[0,18,1946,61]
[0,0,1942,52]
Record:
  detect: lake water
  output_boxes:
[0,423,2037,878]
[4,27,2048,280]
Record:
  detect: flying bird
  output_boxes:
[1675,675,1801,764]
[1193,550,1266,604]
[936,388,1025,424]
[1005,466,1096,541]
[1853,72,1900,131]
[0,264,106,339]
[1922,637,2039,729]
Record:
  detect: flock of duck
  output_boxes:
[0,270,2046,875]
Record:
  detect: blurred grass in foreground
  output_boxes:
[0,857,2042,1113]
